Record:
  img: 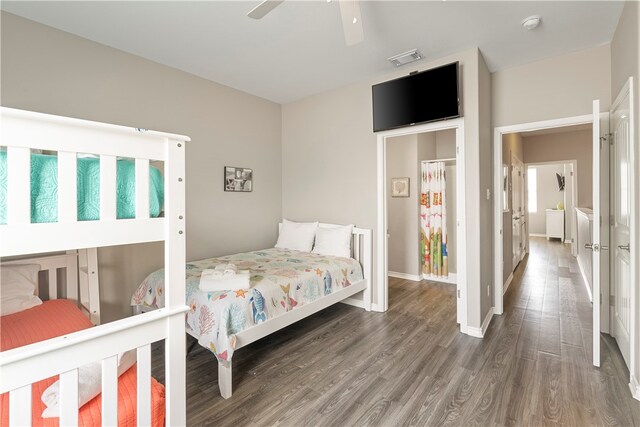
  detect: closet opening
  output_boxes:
[376,118,468,334]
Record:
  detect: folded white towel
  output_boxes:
[200,269,250,292]
[41,350,136,418]
[212,264,226,277]
[224,263,237,276]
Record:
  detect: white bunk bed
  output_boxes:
[0,107,189,426]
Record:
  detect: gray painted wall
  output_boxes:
[387,134,419,276]
[522,129,592,207]
[492,45,612,127]
[1,12,283,322]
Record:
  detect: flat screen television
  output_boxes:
[372,62,461,132]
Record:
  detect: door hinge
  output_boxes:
[456,146,460,155]
[570,171,574,176]
[457,290,461,298]
[610,217,615,226]
[610,295,615,306]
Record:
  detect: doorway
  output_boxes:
[377,118,469,334]
[494,115,593,314]
[610,78,635,373]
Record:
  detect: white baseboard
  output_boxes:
[529,233,546,237]
[465,307,494,338]
[422,272,457,285]
[576,256,593,302]
[503,272,514,295]
[630,375,640,401]
[388,271,421,282]
[564,239,572,244]
[341,297,380,312]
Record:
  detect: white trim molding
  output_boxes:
[528,233,547,238]
[466,307,494,338]
[422,273,457,285]
[630,375,640,401]
[503,272,514,295]
[388,271,422,282]
[341,298,381,313]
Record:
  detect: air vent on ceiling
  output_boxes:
[387,49,423,67]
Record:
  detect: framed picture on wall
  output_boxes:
[391,177,410,197]
[224,166,253,192]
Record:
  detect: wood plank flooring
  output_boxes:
[152,237,640,425]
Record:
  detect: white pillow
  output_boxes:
[1,264,43,316]
[312,224,354,258]
[275,219,318,252]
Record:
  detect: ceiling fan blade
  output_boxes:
[247,0,285,19]
[338,0,364,46]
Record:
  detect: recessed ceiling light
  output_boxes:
[521,15,542,30]
[387,49,423,67]
[352,17,358,24]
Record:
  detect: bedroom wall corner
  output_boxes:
[478,48,494,324]
[0,12,283,322]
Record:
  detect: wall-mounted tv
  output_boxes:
[372,62,461,132]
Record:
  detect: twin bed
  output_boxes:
[0,107,373,424]
[132,224,372,398]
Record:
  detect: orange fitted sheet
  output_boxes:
[0,300,165,426]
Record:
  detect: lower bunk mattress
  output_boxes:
[0,299,165,426]
[131,247,364,363]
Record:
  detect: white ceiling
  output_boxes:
[1,1,624,104]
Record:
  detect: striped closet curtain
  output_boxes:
[420,161,448,277]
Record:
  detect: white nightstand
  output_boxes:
[546,209,565,241]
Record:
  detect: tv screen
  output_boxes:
[372,62,460,132]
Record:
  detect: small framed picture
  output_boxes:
[391,177,410,197]
[224,166,253,192]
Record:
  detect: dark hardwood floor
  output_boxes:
[152,237,640,425]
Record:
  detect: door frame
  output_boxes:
[493,114,592,315]
[376,118,469,333]
[610,77,638,400]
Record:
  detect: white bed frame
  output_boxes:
[136,222,373,399]
[2,250,100,324]
[0,107,189,426]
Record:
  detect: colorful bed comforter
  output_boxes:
[0,151,164,224]
[131,248,363,363]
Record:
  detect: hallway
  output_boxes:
[494,236,640,425]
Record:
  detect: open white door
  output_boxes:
[591,100,610,367]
